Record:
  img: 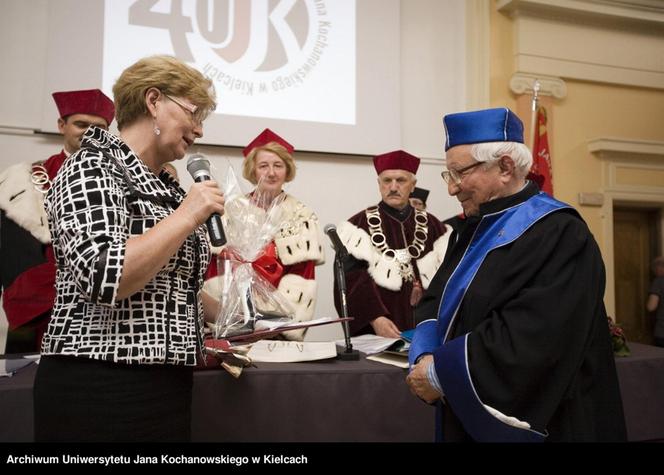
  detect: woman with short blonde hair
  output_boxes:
[34,55,224,442]
[242,142,296,185]
[113,55,216,130]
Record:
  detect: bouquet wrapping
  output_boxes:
[210,168,295,338]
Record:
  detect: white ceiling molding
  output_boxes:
[497,0,664,27]
[497,0,664,89]
[588,137,664,159]
[509,73,568,99]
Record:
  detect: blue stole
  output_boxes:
[409,192,572,442]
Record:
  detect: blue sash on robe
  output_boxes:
[409,192,572,442]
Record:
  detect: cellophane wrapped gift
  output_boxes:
[210,168,295,338]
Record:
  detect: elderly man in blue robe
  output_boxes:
[407,107,626,442]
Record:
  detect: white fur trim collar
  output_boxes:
[0,162,51,243]
[337,221,451,291]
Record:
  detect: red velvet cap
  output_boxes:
[243,128,294,157]
[52,89,115,125]
[373,150,420,175]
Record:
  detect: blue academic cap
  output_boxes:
[443,107,524,151]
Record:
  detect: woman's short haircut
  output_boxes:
[242,143,296,185]
[112,55,216,130]
[471,141,533,179]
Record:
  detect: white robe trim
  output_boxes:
[274,194,325,266]
[202,275,223,303]
[277,274,317,341]
[416,226,452,289]
[337,221,451,292]
[208,194,325,267]
[0,162,51,244]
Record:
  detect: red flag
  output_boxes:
[528,106,553,195]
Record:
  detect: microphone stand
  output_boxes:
[334,248,360,361]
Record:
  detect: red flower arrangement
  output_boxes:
[608,317,630,357]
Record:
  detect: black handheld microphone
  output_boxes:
[186,154,226,247]
[324,224,348,259]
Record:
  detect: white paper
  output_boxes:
[335,334,405,356]
[366,352,409,369]
[247,340,337,363]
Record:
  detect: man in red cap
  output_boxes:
[333,150,451,338]
[0,89,115,352]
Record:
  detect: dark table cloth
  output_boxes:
[1,343,662,442]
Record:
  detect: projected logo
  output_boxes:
[104,0,356,124]
[208,1,308,72]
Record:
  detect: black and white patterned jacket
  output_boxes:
[41,127,210,365]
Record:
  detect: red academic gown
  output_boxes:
[335,201,449,335]
[0,151,66,352]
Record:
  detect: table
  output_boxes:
[2,343,663,442]
[614,342,664,442]
[0,356,434,442]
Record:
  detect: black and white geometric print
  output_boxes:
[42,126,210,365]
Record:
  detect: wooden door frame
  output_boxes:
[603,193,663,319]
[590,139,664,318]
[612,207,658,341]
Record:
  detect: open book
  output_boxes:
[335,334,409,355]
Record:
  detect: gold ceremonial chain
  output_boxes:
[30,164,51,194]
[365,206,429,282]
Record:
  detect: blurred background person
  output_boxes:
[0,89,114,353]
[33,55,223,442]
[204,128,325,340]
[647,256,664,347]
[409,186,429,211]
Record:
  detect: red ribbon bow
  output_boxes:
[208,242,284,287]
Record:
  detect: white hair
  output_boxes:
[470,142,533,179]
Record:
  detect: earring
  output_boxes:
[152,100,161,135]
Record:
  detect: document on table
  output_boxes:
[247,340,337,363]
[0,354,39,377]
[335,334,409,356]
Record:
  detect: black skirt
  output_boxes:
[34,355,194,442]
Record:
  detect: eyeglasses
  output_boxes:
[441,161,483,185]
[163,93,207,125]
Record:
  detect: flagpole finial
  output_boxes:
[531,79,541,111]
[529,79,541,152]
